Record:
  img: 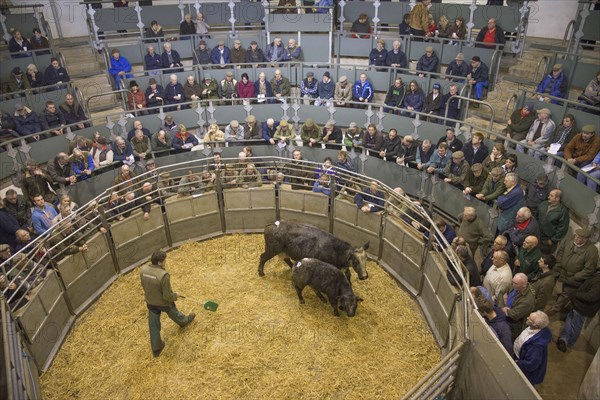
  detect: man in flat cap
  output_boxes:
[535,64,567,104]
[516,108,556,158]
[549,228,599,319]
[564,125,600,169]
[444,150,470,189]
[468,56,489,104]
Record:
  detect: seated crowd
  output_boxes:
[2,113,598,387]
[1,4,599,389]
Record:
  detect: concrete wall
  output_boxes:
[526,0,578,40]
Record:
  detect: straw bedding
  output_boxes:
[41,234,440,399]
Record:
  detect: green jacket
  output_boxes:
[531,271,556,311]
[505,109,536,138]
[554,240,599,287]
[274,126,295,141]
[270,77,290,96]
[464,168,488,194]
[300,124,321,143]
[505,284,536,339]
[515,246,542,280]
[444,159,470,186]
[200,79,219,99]
[140,264,178,307]
[537,201,570,243]
[457,214,493,251]
[479,175,506,201]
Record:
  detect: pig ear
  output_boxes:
[356,296,364,302]
[362,242,370,251]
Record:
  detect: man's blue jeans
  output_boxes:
[474,81,489,100]
[560,308,586,346]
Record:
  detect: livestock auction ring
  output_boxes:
[40,235,440,399]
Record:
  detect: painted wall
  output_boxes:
[525,0,579,40]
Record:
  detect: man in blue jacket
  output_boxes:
[355,181,385,213]
[316,71,335,106]
[210,40,231,67]
[144,45,162,74]
[514,311,552,385]
[535,64,567,104]
[109,48,133,89]
[369,39,387,68]
[468,56,489,103]
[352,73,373,108]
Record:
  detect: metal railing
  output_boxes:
[402,342,464,400]
[533,56,549,84]
[444,94,495,131]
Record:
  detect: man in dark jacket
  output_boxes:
[478,297,513,354]
[514,311,552,385]
[416,46,439,76]
[44,57,70,86]
[437,127,463,153]
[47,152,76,191]
[144,45,162,72]
[462,131,489,165]
[536,189,570,254]
[524,174,551,216]
[445,52,470,81]
[193,40,211,65]
[13,104,42,139]
[245,41,265,66]
[140,251,195,357]
[60,93,89,131]
[549,229,599,319]
[0,206,20,250]
[503,104,536,143]
[384,78,406,114]
[386,40,407,70]
[3,189,31,229]
[468,56,489,102]
[475,18,506,48]
[441,84,461,125]
[556,269,600,352]
[40,101,66,136]
[369,39,387,68]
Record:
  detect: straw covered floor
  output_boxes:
[41,234,441,399]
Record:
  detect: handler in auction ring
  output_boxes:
[140,250,195,357]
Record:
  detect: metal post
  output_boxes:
[215,170,227,233]
[466,0,477,43]
[48,0,63,39]
[97,206,122,274]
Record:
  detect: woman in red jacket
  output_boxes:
[236,73,255,103]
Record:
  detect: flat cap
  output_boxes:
[425,46,433,52]
[452,151,464,159]
[225,71,234,77]
[279,120,288,127]
[490,167,504,176]
[471,163,483,173]
[338,75,347,83]
[582,125,596,134]
[0,244,10,252]
[455,53,464,61]
[575,228,590,238]
[537,108,551,115]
